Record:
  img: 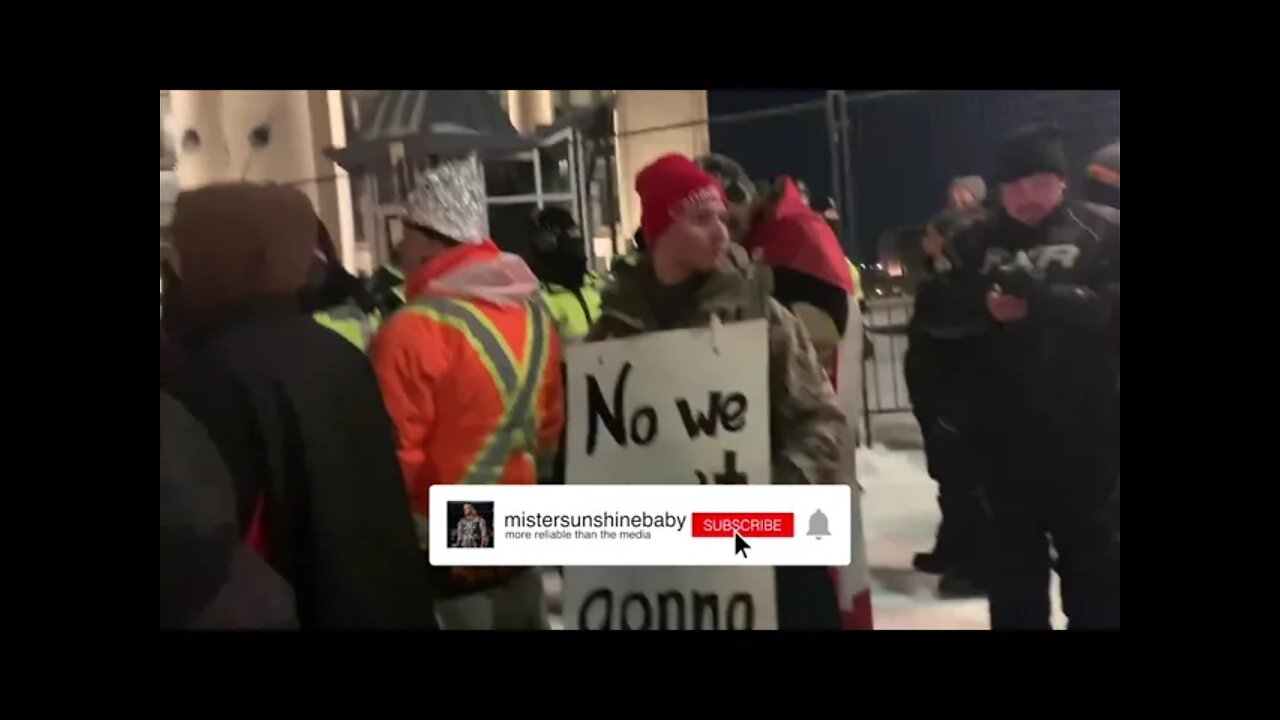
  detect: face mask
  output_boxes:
[546,254,588,289]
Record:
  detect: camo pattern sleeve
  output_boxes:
[764,298,846,485]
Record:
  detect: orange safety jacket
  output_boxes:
[370,241,565,546]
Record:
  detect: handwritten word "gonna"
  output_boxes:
[576,588,756,630]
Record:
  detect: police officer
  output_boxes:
[305,223,381,352]
[528,207,601,486]
[368,248,407,317]
[948,125,1120,629]
[530,207,603,345]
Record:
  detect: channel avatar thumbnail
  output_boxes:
[447,501,495,549]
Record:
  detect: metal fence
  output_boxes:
[861,297,915,445]
[704,89,1120,445]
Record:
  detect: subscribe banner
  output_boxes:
[428,484,852,567]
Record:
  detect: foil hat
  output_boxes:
[404,154,489,244]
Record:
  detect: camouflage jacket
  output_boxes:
[586,245,845,485]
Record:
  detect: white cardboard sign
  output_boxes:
[562,319,779,630]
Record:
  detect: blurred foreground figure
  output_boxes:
[370,156,564,630]
[949,126,1121,629]
[588,154,847,629]
[160,181,296,629]
[160,391,298,629]
[165,182,437,630]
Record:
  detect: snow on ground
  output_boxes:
[544,412,1067,630]
[859,414,1066,630]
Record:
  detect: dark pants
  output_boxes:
[543,363,569,485]
[913,405,987,580]
[905,338,987,579]
[980,436,1120,630]
[775,567,842,630]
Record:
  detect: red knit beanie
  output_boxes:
[635,154,727,252]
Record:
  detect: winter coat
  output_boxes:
[186,302,439,629]
[161,328,271,532]
[949,201,1120,450]
[160,390,297,630]
[167,183,437,629]
[372,240,564,513]
[588,244,845,486]
[586,244,847,628]
[370,239,564,599]
[904,208,991,436]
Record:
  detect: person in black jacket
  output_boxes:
[906,208,991,597]
[161,389,298,629]
[368,249,408,316]
[164,182,438,630]
[948,125,1121,629]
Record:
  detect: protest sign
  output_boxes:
[562,319,779,629]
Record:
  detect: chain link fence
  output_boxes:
[706,89,1120,444]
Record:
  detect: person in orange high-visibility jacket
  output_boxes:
[370,155,563,630]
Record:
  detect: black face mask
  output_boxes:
[542,253,588,290]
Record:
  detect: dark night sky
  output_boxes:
[706,90,1121,261]
[706,90,831,202]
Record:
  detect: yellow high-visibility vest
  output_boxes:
[539,273,603,344]
[847,258,864,302]
[314,302,380,352]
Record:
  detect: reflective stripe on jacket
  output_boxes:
[370,286,565,547]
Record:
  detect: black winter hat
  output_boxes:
[996,124,1068,183]
[534,206,578,234]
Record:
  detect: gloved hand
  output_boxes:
[993,266,1038,299]
[987,287,1028,322]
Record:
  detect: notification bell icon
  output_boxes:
[807,509,830,539]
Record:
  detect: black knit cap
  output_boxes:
[534,206,578,234]
[996,124,1068,183]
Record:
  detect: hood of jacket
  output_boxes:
[169,183,319,338]
[744,177,852,294]
[406,238,540,307]
[598,243,773,332]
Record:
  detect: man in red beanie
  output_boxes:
[587,154,847,629]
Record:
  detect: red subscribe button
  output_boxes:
[691,512,795,538]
